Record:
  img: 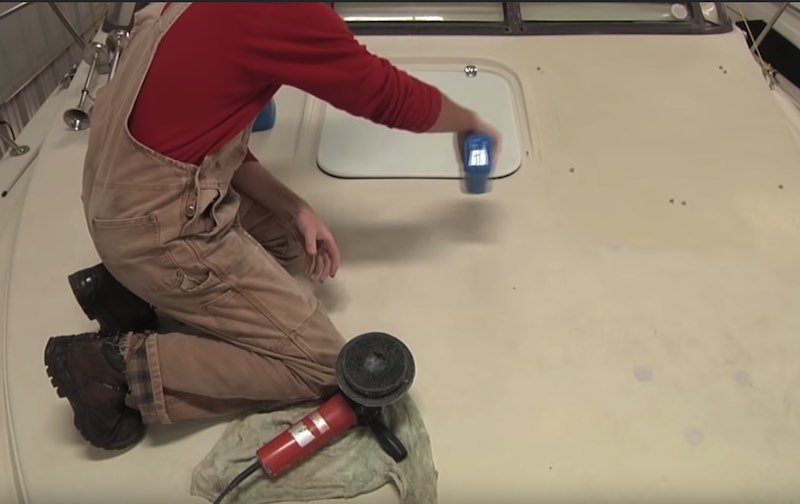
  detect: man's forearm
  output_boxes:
[426,93,502,158]
[231,159,306,217]
[427,93,479,133]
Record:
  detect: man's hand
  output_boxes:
[231,159,342,283]
[428,93,502,165]
[460,113,502,166]
[295,204,341,283]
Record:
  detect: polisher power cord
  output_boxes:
[212,460,262,504]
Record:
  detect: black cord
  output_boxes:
[212,460,262,504]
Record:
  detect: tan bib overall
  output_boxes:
[81,3,343,424]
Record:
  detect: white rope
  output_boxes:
[736,5,779,88]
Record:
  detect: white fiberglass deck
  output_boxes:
[3,29,800,503]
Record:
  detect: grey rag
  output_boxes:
[191,395,438,503]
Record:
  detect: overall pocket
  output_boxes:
[165,238,224,294]
[91,213,183,295]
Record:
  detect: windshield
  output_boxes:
[520,2,690,22]
[333,2,730,35]
[336,2,504,23]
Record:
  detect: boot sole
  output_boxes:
[44,336,145,450]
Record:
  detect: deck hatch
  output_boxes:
[317,68,522,179]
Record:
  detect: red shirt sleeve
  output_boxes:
[237,3,442,132]
[130,3,443,166]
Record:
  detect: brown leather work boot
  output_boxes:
[44,333,146,450]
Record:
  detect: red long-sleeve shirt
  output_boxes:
[129,2,442,166]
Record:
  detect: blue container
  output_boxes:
[462,133,494,194]
[252,100,277,132]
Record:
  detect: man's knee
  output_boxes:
[289,316,345,370]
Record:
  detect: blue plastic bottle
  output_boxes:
[252,100,277,132]
[462,133,494,194]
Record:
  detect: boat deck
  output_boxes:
[2,28,800,503]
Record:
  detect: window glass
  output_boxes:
[521,2,692,22]
[335,2,505,23]
[700,2,721,24]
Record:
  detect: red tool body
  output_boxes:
[213,333,415,504]
[257,393,359,477]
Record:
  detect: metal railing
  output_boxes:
[750,1,791,53]
[46,2,87,50]
[0,2,136,160]
[1,13,102,110]
[1,2,90,158]
[0,2,134,199]
[0,2,135,42]
[0,2,33,23]
[0,123,29,157]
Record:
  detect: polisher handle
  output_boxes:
[366,414,407,462]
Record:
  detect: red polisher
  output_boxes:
[213,332,416,503]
